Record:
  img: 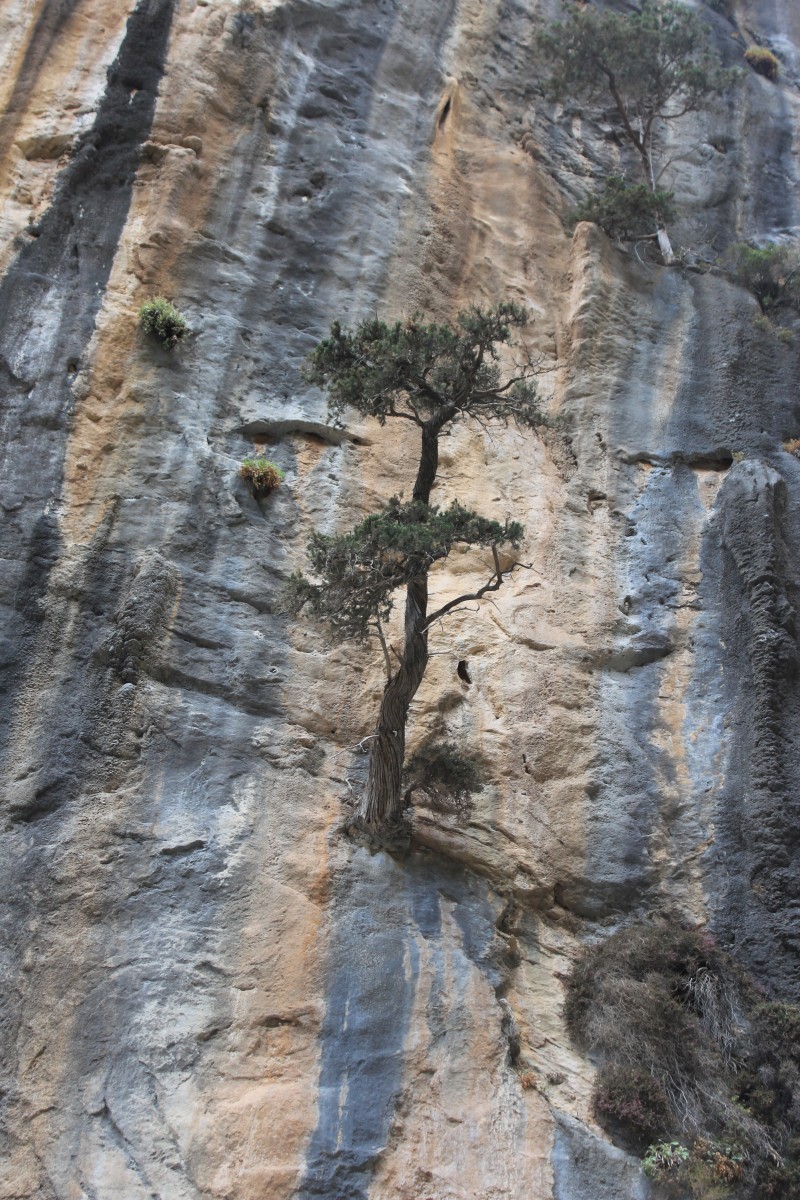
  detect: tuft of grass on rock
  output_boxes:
[239,456,285,497]
[139,297,188,348]
[744,45,780,81]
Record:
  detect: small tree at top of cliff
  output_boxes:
[287,304,546,833]
[537,0,736,261]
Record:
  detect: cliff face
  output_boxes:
[2,2,800,1198]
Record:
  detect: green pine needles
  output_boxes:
[304,302,544,431]
[537,1,737,257]
[287,498,523,644]
[570,177,676,242]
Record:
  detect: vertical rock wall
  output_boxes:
[1,1,800,1198]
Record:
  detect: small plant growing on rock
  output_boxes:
[744,45,780,81]
[644,1138,746,1197]
[240,456,285,497]
[687,1138,746,1196]
[783,440,800,459]
[643,1140,691,1181]
[139,297,188,347]
[570,176,675,243]
[403,740,484,819]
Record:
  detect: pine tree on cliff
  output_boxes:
[537,0,736,262]
[286,303,546,833]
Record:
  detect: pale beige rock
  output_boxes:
[2,1,799,1198]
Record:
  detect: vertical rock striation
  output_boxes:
[2,1,800,1198]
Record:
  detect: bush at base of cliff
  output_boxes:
[744,45,780,81]
[564,921,735,1132]
[139,297,188,347]
[593,1065,672,1152]
[569,177,675,243]
[239,457,285,497]
[565,922,742,1147]
[566,918,800,1194]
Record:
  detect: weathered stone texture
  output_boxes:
[2,1,800,1197]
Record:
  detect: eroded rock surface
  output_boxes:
[2,1,800,1198]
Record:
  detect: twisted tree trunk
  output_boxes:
[358,420,443,829]
[359,576,428,827]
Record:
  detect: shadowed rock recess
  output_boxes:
[1,0,800,1197]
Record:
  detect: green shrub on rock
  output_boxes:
[570,176,676,242]
[725,242,800,312]
[139,297,188,348]
[239,456,285,497]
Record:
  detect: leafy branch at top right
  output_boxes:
[535,0,738,263]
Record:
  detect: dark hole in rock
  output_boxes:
[438,97,451,128]
[457,659,472,684]
[682,450,734,470]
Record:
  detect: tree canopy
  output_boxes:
[538,1,736,258]
[538,1,735,174]
[304,301,544,432]
[287,498,523,644]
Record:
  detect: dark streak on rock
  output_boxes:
[0,0,176,787]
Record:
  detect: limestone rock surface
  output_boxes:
[2,1,800,1198]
